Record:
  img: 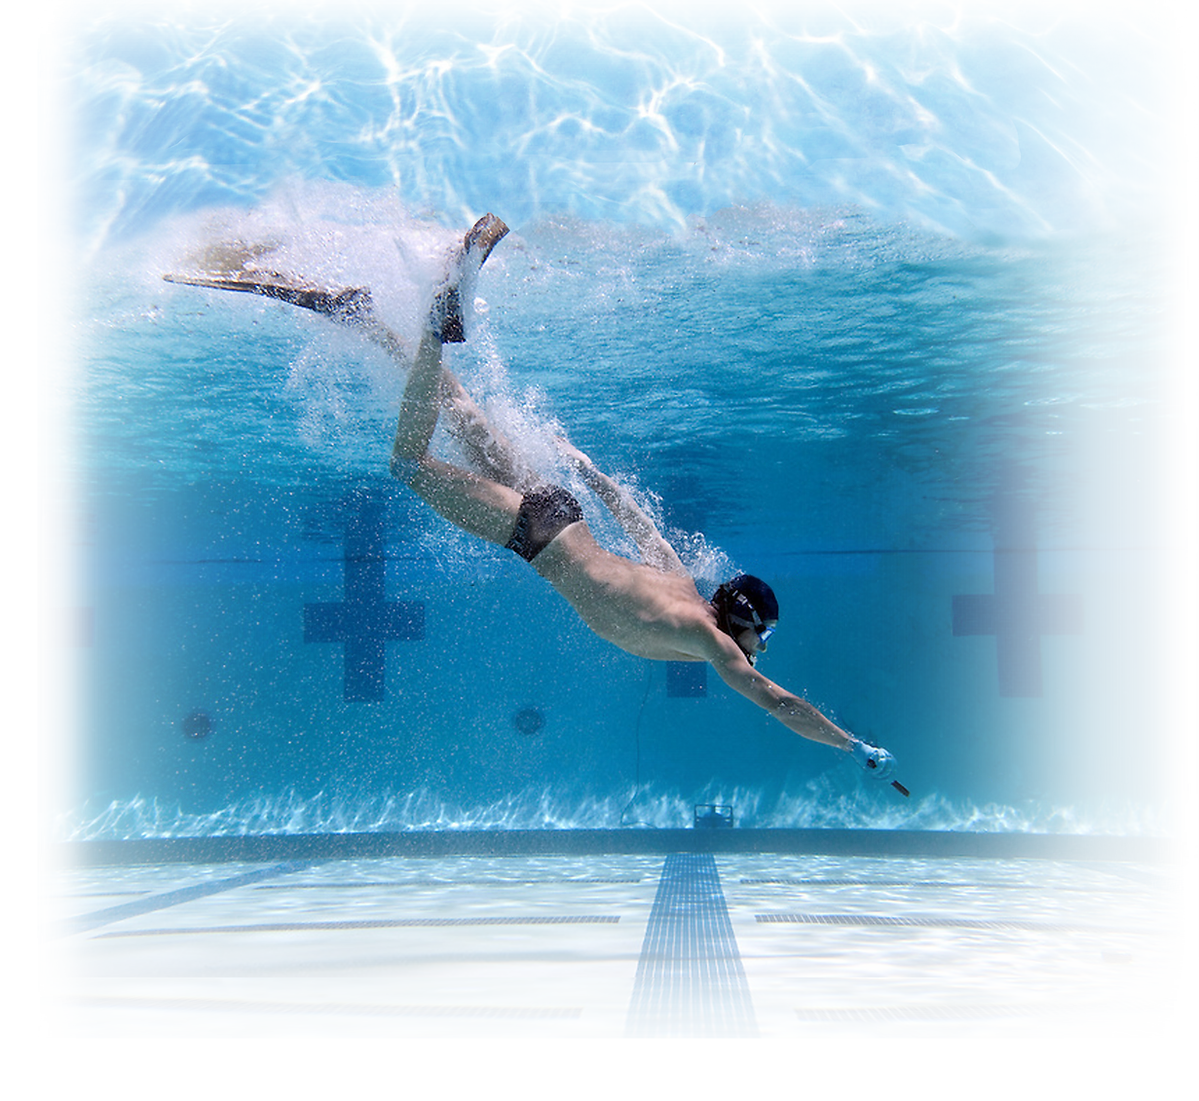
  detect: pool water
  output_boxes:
[63,5,1185,842]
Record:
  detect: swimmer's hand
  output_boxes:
[849,737,897,780]
[555,437,604,489]
[555,436,595,472]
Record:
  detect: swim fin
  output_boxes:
[164,212,510,340]
[163,269,376,325]
[428,213,509,343]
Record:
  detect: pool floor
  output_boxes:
[52,850,1175,1039]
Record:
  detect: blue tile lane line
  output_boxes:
[626,853,757,1038]
[62,861,313,936]
[304,494,424,702]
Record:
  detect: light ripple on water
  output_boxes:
[61,780,1164,842]
[71,5,1171,250]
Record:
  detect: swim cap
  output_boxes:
[713,574,779,657]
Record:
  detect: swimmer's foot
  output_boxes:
[164,270,376,326]
[428,213,509,343]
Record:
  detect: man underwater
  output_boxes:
[166,214,899,782]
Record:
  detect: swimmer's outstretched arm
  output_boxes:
[718,647,905,788]
[557,439,687,575]
[706,632,854,750]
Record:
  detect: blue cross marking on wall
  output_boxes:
[953,537,1083,699]
[304,495,424,702]
[37,510,92,710]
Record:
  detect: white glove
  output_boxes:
[849,738,897,780]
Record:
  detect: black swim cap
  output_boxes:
[713,574,779,635]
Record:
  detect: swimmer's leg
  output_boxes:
[392,213,521,483]
[405,454,525,547]
[166,214,523,533]
[390,330,448,475]
[389,331,524,544]
[440,371,533,490]
[391,331,525,485]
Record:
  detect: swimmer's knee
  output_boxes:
[390,453,423,486]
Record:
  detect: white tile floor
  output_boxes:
[51,849,1179,1040]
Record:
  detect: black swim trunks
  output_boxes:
[505,485,584,562]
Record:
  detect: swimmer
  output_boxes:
[166,214,898,779]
